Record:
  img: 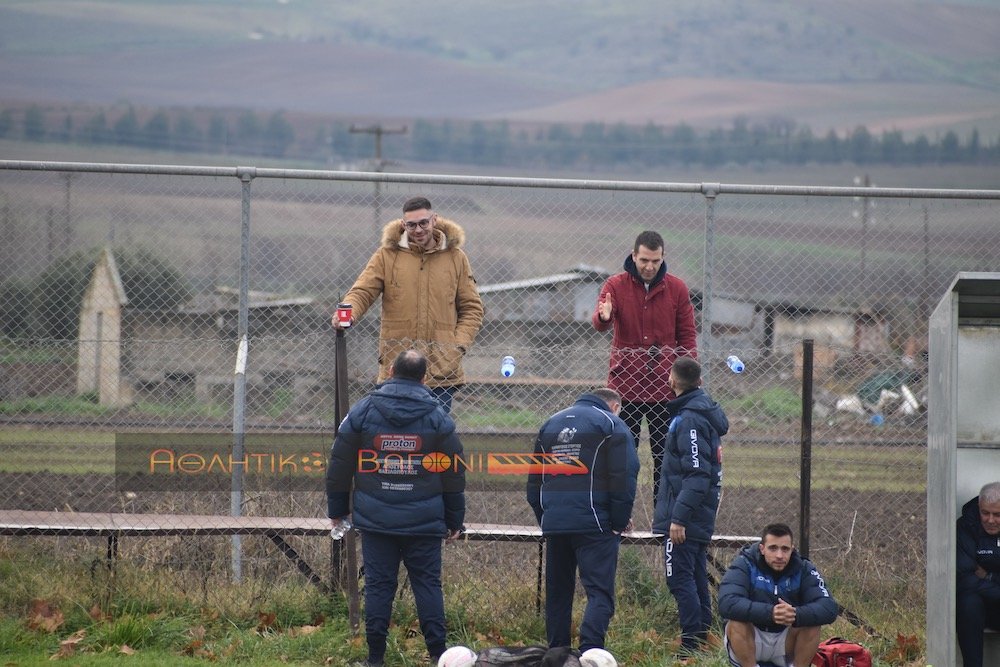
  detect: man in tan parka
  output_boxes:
[333,196,484,413]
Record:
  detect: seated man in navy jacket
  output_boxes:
[326,349,465,667]
[957,481,1000,667]
[718,523,838,667]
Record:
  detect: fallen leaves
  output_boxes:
[27,599,64,633]
[183,625,216,660]
[87,605,106,622]
[883,633,921,664]
[49,629,85,660]
[256,611,278,633]
[285,624,321,637]
[254,610,327,639]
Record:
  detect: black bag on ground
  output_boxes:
[474,645,581,666]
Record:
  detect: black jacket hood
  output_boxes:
[623,253,667,287]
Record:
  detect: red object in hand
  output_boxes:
[336,303,352,328]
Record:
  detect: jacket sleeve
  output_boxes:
[453,251,484,349]
[793,560,840,627]
[326,412,362,519]
[669,412,713,528]
[674,280,698,358]
[439,427,466,531]
[591,278,614,332]
[343,249,386,321]
[607,421,639,532]
[718,555,776,626]
[958,521,1000,599]
[526,429,546,526]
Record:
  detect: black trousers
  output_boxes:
[957,588,1000,667]
[620,400,671,504]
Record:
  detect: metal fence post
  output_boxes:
[332,328,361,633]
[702,183,719,384]
[799,338,814,559]
[231,167,255,583]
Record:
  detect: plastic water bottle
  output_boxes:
[500,355,516,377]
[726,355,745,373]
[330,518,352,540]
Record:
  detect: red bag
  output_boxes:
[811,637,873,667]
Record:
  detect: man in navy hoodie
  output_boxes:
[326,349,465,667]
[957,481,1000,667]
[652,355,727,657]
[718,523,838,667]
[527,388,640,652]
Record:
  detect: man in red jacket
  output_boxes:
[592,230,698,506]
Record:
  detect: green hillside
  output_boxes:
[1,0,999,146]
[2,0,998,91]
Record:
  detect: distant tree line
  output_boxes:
[2,106,296,158]
[3,104,997,167]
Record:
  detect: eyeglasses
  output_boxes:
[404,217,433,231]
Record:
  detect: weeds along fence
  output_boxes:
[1,160,999,636]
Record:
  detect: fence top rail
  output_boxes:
[0,510,756,547]
[1,159,998,200]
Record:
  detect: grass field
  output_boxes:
[0,528,920,666]
[0,421,927,665]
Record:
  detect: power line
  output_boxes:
[349,124,407,171]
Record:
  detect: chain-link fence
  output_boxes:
[1,160,998,638]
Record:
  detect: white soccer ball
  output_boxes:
[580,647,618,667]
[437,645,478,667]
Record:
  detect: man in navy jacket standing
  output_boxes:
[957,481,1000,667]
[718,523,838,667]
[653,355,727,657]
[327,349,465,667]
[527,388,640,652]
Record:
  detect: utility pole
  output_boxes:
[350,124,407,235]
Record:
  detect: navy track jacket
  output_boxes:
[957,495,1000,600]
[652,387,727,542]
[526,393,640,535]
[326,377,465,537]
[718,542,838,633]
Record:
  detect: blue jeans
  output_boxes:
[665,537,712,651]
[430,385,457,414]
[361,532,446,662]
[545,532,620,651]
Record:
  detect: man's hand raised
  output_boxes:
[598,292,613,322]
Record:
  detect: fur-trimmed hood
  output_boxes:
[342,214,484,388]
[380,216,466,251]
